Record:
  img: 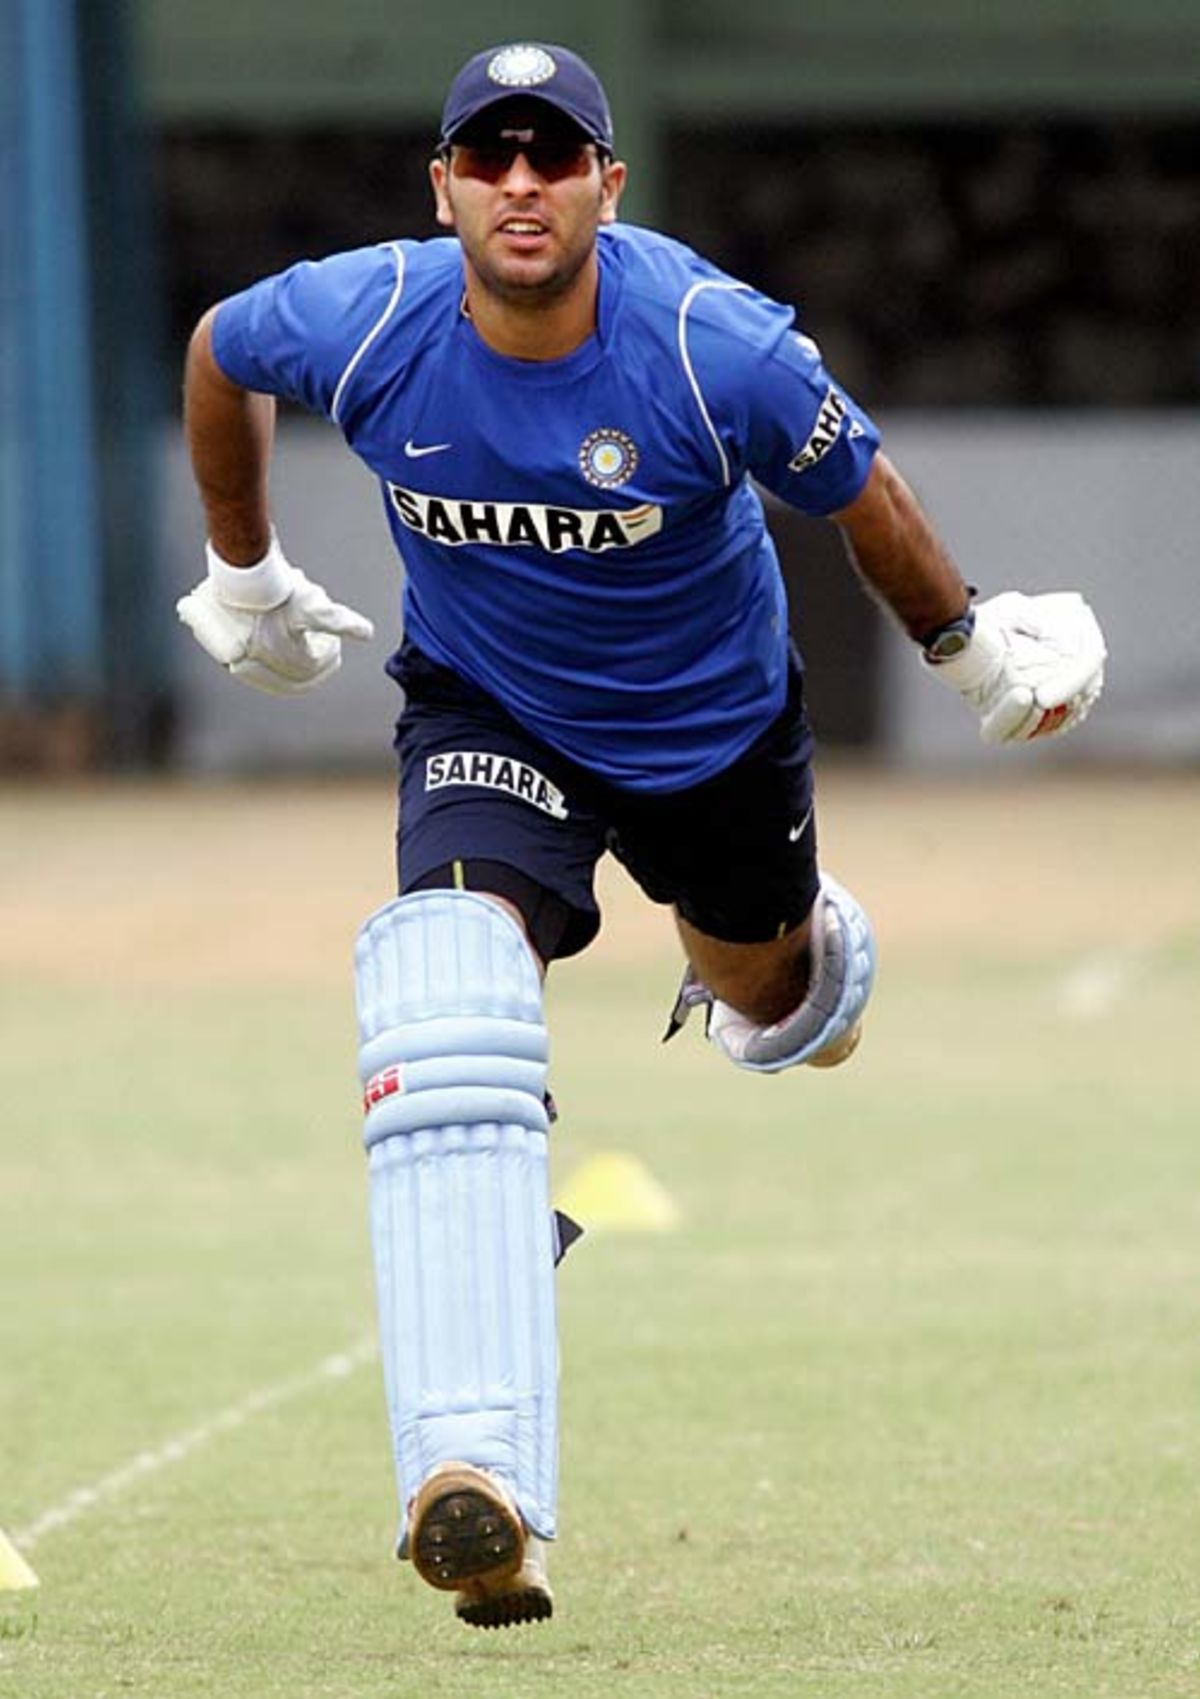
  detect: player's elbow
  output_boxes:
[832,451,901,529]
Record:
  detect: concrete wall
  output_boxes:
[162,414,1200,771]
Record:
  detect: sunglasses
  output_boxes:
[446,135,602,184]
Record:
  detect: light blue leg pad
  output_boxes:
[355,889,557,1546]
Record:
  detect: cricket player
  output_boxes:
[179,42,1106,1629]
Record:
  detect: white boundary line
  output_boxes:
[13,1336,377,1553]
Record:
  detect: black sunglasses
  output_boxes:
[444,134,604,184]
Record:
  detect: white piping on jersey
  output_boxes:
[330,242,407,427]
[677,279,751,488]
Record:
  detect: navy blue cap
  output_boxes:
[439,43,614,152]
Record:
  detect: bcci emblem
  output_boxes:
[579,428,638,490]
[487,45,557,87]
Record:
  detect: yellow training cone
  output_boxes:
[0,1529,38,1591]
[556,1151,680,1233]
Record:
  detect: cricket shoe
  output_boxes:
[408,1461,553,1629]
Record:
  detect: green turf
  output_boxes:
[3,898,1199,1693]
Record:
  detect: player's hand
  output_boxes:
[177,531,374,695]
[923,590,1106,743]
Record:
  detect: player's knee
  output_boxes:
[404,861,575,967]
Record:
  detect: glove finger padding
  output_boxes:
[927,590,1106,745]
[176,581,255,667]
[286,572,375,642]
[230,645,342,695]
[979,684,1038,745]
[983,594,1106,744]
[178,588,344,691]
[242,602,343,685]
[177,533,373,696]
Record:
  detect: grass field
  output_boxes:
[2,770,1199,1697]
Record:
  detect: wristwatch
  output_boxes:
[920,606,976,662]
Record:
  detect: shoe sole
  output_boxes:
[410,1468,524,1592]
[408,1464,553,1629]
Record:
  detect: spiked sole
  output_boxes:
[408,1464,553,1629]
[409,1465,524,1592]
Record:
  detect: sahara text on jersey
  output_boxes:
[387,483,664,553]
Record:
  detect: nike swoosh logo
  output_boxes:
[788,806,814,843]
[404,439,452,458]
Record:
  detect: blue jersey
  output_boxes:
[212,224,879,791]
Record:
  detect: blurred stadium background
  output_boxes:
[2,0,1199,772]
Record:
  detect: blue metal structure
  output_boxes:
[1,0,103,701]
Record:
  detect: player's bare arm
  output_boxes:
[184,308,275,564]
[835,450,1106,743]
[178,307,373,695]
[832,451,970,640]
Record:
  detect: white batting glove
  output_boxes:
[923,590,1107,743]
[177,531,374,695]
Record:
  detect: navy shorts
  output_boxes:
[390,641,820,962]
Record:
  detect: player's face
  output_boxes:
[430,104,625,307]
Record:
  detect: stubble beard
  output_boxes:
[465,232,595,311]
[451,178,605,313]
